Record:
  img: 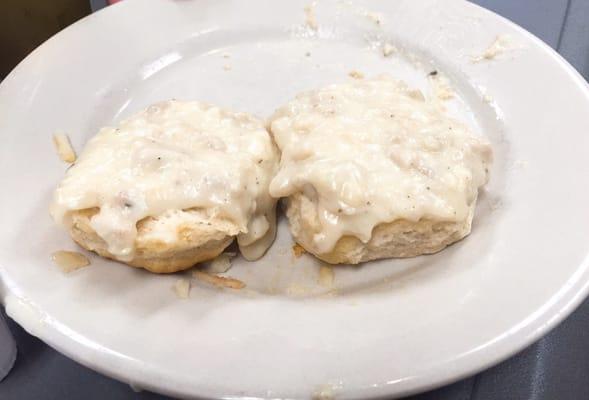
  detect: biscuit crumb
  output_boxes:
[222,52,231,59]
[313,384,336,400]
[348,70,364,79]
[292,243,306,258]
[206,253,235,273]
[382,43,396,57]
[408,89,425,101]
[429,74,454,100]
[53,132,77,163]
[365,11,384,26]
[223,64,232,71]
[173,279,191,299]
[304,2,318,30]
[318,265,335,287]
[193,270,246,289]
[472,34,516,63]
[51,250,89,273]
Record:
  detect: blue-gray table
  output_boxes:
[2,0,588,398]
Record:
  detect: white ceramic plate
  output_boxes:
[1,0,589,398]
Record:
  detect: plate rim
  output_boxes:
[1,0,589,399]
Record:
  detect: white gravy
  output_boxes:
[51,100,279,261]
[269,77,492,254]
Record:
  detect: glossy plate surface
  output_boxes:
[1,0,589,398]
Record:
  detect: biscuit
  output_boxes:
[269,77,492,264]
[51,101,279,272]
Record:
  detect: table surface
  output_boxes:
[2,0,589,399]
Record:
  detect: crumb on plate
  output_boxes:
[472,34,516,63]
[312,384,336,400]
[51,250,89,273]
[382,42,396,57]
[193,270,246,289]
[52,132,77,163]
[206,252,235,273]
[348,70,364,79]
[292,243,306,258]
[304,2,318,30]
[365,11,384,26]
[429,73,454,100]
[173,278,191,299]
[407,89,425,101]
